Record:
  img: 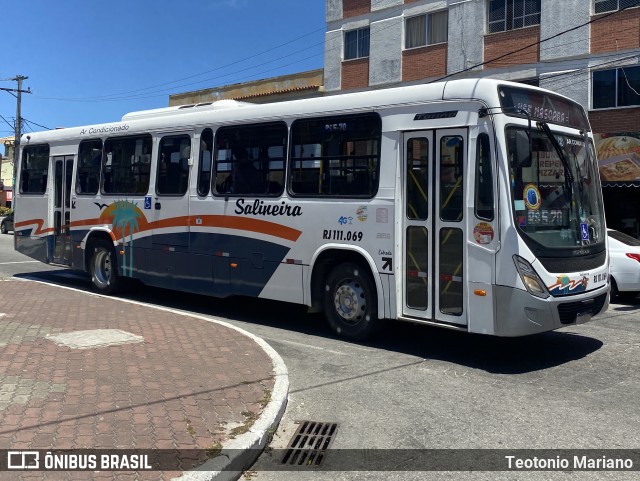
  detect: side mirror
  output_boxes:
[508,130,532,168]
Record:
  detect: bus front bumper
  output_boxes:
[493,284,609,336]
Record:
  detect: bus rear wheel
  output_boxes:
[89,240,119,295]
[323,262,382,340]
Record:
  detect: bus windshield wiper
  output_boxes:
[537,121,573,204]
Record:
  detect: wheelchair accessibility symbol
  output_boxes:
[580,223,589,241]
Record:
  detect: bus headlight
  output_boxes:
[513,255,550,299]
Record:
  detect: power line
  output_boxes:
[621,66,640,96]
[541,53,639,86]
[32,0,419,103]
[34,0,401,102]
[35,29,326,103]
[431,4,639,83]
[0,114,13,131]
[36,44,325,103]
[539,23,639,56]
[21,118,52,131]
[26,2,640,107]
[542,54,640,96]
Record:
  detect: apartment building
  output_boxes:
[325,0,640,234]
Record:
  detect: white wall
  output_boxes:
[370,17,403,86]
[326,0,342,22]
[447,0,485,74]
[324,29,343,91]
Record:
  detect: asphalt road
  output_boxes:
[0,231,638,481]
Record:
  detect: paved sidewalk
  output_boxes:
[0,279,288,480]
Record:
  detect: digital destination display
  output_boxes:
[499,86,590,131]
[518,209,567,227]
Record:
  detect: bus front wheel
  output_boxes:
[89,240,119,295]
[323,262,382,340]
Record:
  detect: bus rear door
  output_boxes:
[52,155,74,265]
[401,130,468,327]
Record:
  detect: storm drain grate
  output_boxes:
[280,421,339,467]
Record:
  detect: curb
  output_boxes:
[16,277,290,481]
[173,317,289,481]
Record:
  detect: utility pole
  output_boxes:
[0,75,31,192]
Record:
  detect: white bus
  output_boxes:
[14,78,609,340]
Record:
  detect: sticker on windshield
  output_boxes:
[524,184,541,210]
[581,223,589,241]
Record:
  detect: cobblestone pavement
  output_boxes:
[0,279,278,480]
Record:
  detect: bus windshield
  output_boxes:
[507,125,606,250]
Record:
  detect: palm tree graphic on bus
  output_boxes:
[106,200,143,277]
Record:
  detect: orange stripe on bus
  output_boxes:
[71,218,104,227]
[68,215,302,242]
[192,215,302,242]
[15,219,55,236]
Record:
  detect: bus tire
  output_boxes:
[89,240,119,295]
[323,262,382,340]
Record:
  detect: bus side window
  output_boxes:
[20,144,50,195]
[102,135,152,195]
[197,128,213,196]
[475,133,494,221]
[440,136,464,222]
[156,134,191,196]
[406,137,429,220]
[289,113,381,198]
[77,139,102,195]
[213,122,286,197]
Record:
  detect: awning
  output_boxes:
[602,181,640,188]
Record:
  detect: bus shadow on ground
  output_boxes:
[124,279,606,375]
[17,270,604,375]
[368,324,604,374]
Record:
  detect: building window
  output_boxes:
[487,0,541,34]
[404,10,449,48]
[594,0,640,14]
[405,11,448,48]
[592,66,640,109]
[344,27,370,60]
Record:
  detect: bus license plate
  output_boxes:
[576,312,592,324]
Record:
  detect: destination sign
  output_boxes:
[499,86,589,130]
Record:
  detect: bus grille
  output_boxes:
[557,293,607,324]
[538,250,606,273]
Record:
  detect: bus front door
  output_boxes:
[52,155,74,265]
[401,130,468,327]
